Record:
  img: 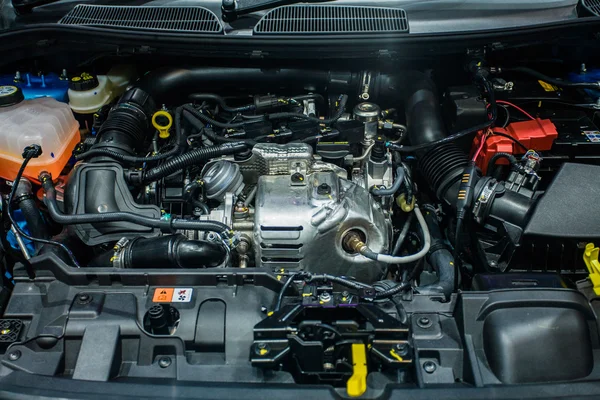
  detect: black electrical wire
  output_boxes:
[267,94,349,126]
[189,94,256,113]
[289,93,326,105]
[273,272,305,312]
[502,67,600,89]
[182,104,245,129]
[389,78,497,153]
[183,110,258,147]
[75,107,186,163]
[7,148,81,269]
[373,281,412,299]
[500,105,511,128]
[486,152,518,177]
[392,213,414,256]
[491,131,529,153]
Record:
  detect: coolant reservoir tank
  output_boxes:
[0,96,80,181]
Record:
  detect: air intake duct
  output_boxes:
[91,87,155,157]
[403,73,468,205]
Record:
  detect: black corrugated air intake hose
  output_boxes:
[88,88,156,158]
[403,73,469,205]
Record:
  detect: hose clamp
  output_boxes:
[473,179,499,225]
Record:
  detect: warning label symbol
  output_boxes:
[152,288,174,302]
[152,288,193,302]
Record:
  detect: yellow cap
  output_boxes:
[347,343,367,397]
[396,193,415,212]
[584,243,600,295]
[152,110,173,139]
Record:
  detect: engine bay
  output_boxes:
[1,51,600,397]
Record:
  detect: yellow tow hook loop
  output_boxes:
[152,110,173,139]
[347,343,367,397]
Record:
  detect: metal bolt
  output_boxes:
[8,350,21,361]
[319,292,332,303]
[423,361,437,374]
[77,293,92,305]
[395,343,409,356]
[255,342,270,355]
[158,357,172,368]
[341,291,350,298]
[417,317,431,328]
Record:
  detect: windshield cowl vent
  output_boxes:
[254,5,408,35]
[59,5,223,33]
[582,0,600,16]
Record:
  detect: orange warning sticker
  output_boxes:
[153,288,174,302]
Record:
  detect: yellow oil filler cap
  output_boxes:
[152,110,173,139]
[584,243,600,295]
[347,343,367,397]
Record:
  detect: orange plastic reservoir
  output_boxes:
[0,97,80,182]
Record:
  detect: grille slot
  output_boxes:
[254,5,408,35]
[582,0,600,16]
[59,5,222,33]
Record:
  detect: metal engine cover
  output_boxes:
[254,170,391,283]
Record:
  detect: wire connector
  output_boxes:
[22,144,42,159]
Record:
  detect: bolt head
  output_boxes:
[423,361,437,374]
[77,293,92,305]
[417,317,432,328]
[158,357,172,368]
[8,350,21,361]
[395,343,409,356]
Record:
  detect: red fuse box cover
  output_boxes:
[472,118,558,174]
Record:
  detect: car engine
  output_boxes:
[2,59,600,395]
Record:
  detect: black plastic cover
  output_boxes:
[65,162,161,245]
[525,163,600,238]
[483,306,593,383]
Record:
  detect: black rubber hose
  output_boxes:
[503,67,600,89]
[40,173,229,234]
[8,148,81,269]
[136,67,358,104]
[13,179,49,245]
[124,235,225,268]
[389,78,496,153]
[192,200,210,215]
[143,141,247,184]
[371,167,405,197]
[183,109,258,147]
[189,93,256,113]
[486,152,518,177]
[76,107,185,163]
[415,208,456,299]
